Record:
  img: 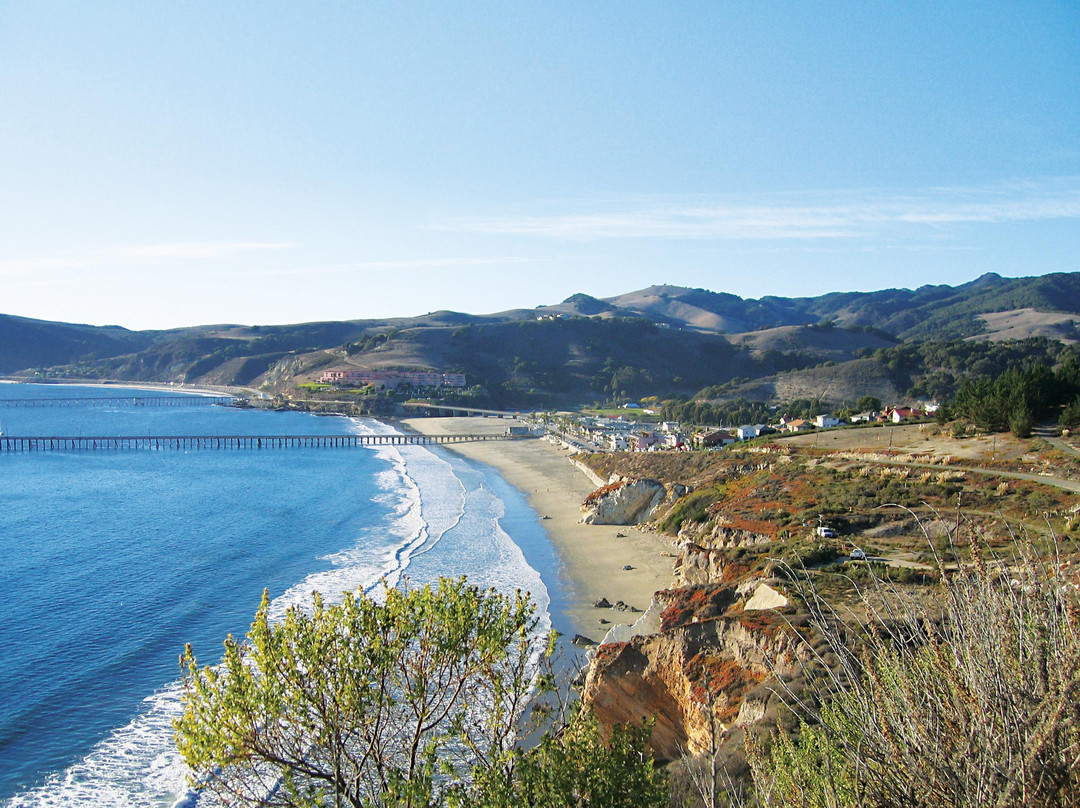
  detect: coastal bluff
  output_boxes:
[580,475,688,525]
[574,456,807,766]
[581,581,808,761]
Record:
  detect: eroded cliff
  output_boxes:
[580,475,687,525]
[581,581,808,761]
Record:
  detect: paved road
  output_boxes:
[1042,435,1080,459]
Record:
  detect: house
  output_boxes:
[317,370,466,389]
[737,424,764,440]
[695,429,736,448]
[783,419,814,433]
[814,415,841,429]
[889,407,925,424]
[632,429,663,451]
[660,433,682,449]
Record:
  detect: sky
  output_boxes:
[0,1,1078,330]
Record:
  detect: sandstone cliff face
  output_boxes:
[575,455,814,763]
[676,517,777,550]
[580,477,668,525]
[674,540,783,587]
[675,543,733,586]
[581,582,807,760]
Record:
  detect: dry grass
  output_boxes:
[750,511,1080,808]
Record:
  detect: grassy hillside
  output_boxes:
[318,317,764,406]
[4,272,1079,406]
[0,314,161,373]
[600,272,1080,341]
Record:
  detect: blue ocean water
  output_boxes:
[0,384,560,807]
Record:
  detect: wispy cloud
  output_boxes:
[108,242,296,261]
[0,248,541,282]
[0,241,295,278]
[159,256,543,280]
[439,179,1080,241]
[303,256,538,274]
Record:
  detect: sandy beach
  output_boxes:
[400,416,677,640]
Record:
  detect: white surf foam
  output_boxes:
[6,686,189,808]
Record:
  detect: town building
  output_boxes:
[318,370,466,389]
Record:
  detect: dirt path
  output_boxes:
[1042,435,1080,458]
[860,457,1080,494]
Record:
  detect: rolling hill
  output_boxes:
[2,271,1078,407]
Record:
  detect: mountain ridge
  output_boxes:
[3,271,1078,406]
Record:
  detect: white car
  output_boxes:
[849,548,867,560]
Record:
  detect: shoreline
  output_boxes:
[399,416,677,640]
[0,378,234,397]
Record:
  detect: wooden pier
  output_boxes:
[0,396,235,408]
[0,433,528,452]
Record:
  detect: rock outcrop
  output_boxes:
[672,541,789,587]
[580,476,667,525]
[675,517,778,550]
[574,455,811,764]
[581,581,809,761]
[741,582,788,611]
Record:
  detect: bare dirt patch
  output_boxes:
[778,423,1033,463]
[974,308,1078,343]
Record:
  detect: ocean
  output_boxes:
[0,384,564,807]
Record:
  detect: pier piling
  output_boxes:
[0,433,529,453]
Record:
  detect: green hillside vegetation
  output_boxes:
[787,271,1080,340]
[606,272,1080,341]
[655,339,1080,429]
[865,337,1080,401]
[0,313,159,373]
[944,360,1080,436]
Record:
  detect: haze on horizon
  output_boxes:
[0,2,1077,331]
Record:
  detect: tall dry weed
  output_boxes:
[751,509,1080,808]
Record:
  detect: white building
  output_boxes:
[737,424,768,440]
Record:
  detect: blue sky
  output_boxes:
[0,2,1077,329]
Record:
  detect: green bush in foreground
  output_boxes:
[465,712,666,808]
[750,521,1080,808]
[175,576,665,808]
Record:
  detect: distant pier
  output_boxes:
[0,396,236,409]
[0,433,528,452]
[401,402,527,418]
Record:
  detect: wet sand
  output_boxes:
[400,416,677,639]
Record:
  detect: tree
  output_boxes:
[464,711,667,808]
[175,577,550,808]
[511,712,666,808]
[853,395,881,413]
[1009,404,1034,438]
[1060,396,1080,429]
